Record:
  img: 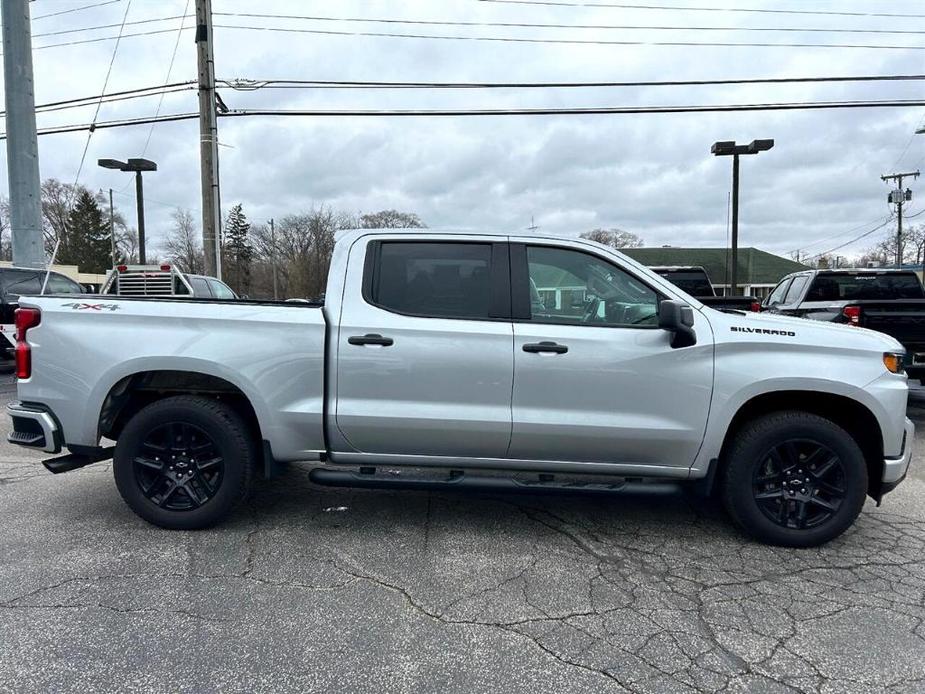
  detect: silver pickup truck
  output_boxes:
[6,230,915,546]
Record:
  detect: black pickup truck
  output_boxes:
[762,268,925,381]
[648,266,760,312]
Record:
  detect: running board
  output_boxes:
[308,467,683,497]
[42,446,114,474]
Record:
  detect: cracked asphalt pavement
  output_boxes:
[2,371,925,693]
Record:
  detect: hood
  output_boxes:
[704,306,905,353]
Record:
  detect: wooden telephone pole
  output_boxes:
[881,170,920,267]
[195,0,222,279]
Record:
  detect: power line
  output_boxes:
[138,0,191,158]
[30,26,187,52]
[791,214,894,255]
[32,0,123,21]
[46,0,133,291]
[0,82,196,117]
[211,10,925,36]
[31,14,188,40]
[219,73,925,91]
[806,217,896,261]
[476,0,925,19]
[7,97,925,140]
[209,23,925,51]
[23,23,925,52]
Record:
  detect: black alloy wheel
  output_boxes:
[752,439,846,530]
[114,395,256,529]
[133,421,224,511]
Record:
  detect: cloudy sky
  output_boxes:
[3,0,925,262]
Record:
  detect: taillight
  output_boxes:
[116,265,127,273]
[843,305,861,326]
[14,307,40,379]
[160,264,171,271]
[749,301,761,312]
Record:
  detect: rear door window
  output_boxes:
[207,279,236,300]
[47,273,83,294]
[765,278,792,307]
[367,241,499,320]
[189,277,212,297]
[783,275,809,305]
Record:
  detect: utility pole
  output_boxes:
[881,170,920,267]
[134,171,147,263]
[2,0,45,269]
[195,0,222,279]
[269,217,279,300]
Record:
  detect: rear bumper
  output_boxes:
[882,417,914,490]
[7,401,62,454]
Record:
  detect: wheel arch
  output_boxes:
[98,369,264,448]
[717,390,884,500]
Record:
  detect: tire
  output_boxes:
[113,395,256,529]
[721,411,868,547]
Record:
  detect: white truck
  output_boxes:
[5,230,914,546]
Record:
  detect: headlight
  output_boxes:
[883,352,905,375]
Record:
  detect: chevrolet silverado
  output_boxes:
[6,230,914,546]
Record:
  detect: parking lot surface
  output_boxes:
[1,371,924,694]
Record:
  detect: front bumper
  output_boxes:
[7,401,62,454]
[882,416,914,491]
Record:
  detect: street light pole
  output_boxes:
[731,153,740,296]
[134,171,146,264]
[109,187,116,266]
[711,139,774,296]
[98,157,156,265]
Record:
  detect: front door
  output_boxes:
[508,241,714,470]
[335,236,514,459]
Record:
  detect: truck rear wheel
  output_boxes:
[721,411,868,547]
[113,395,256,529]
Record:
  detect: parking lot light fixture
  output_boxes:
[97,157,158,264]
[711,139,774,295]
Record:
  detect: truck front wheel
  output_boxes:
[113,395,256,529]
[721,411,868,547]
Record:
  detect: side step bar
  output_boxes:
[42,446,115,475]
[308,467,683,497]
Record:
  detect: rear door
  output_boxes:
[334,235,515,458]
[508,240,714,469]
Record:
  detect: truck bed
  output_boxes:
[15,294,328,462]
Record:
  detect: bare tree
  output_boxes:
[251,205,352,299]
[855,224,925,268]
[0,196,10,261]
[163,208,204,274]
[580,228,645,249]
[358,209,426,229]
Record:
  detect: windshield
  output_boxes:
[805,272,925,301]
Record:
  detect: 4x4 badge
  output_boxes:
[61,302,120,311]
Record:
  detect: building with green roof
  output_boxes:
[622,247,809,299]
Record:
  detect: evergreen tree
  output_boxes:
[222,203,253,294]
[58,190,112,273]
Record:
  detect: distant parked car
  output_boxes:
[0,267,85,362]
[763,268,925,382]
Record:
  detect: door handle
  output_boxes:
[348,333,394,347]
[523,341,568,354]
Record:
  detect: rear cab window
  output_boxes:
[653,269,714,297]
[365,241,507,320]
[805,272,925,301]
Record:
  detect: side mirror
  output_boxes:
[658,299,697,348]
